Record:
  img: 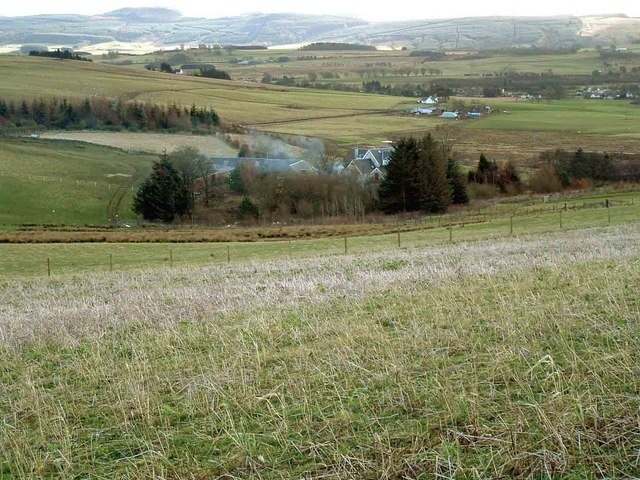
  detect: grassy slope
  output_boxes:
[1,191,638,277]
[1,226,638,478]
[469,99,640,136]
[98,48,621,79]
[4,56,638,146]
[0,138,154,225]
[0,57,416,142]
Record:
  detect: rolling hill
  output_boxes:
[0,9,638,52]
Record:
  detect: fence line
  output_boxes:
[34,200,638,278]
[0,170,136,190]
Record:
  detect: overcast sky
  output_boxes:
[3,0,639,21]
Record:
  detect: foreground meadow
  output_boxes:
[1,225,639,478]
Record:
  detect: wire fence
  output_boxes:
[0,170,136,190]
[2,197,636,279]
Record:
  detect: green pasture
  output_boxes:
[98,48,618,80]
[0,138,154,225]
[2,193,637,277]
[467,98,640,135]
[1,57,639,143]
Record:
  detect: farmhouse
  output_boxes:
[421,96,439,105]
[345,147,394,182]
[211,157,317,175]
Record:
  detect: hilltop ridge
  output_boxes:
[0,8,638,52]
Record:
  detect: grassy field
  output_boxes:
[0,138,154,225]
[96,47,627,81]
[469,98,640,136]
[2,56,639,148]
[1,190,637,277]
[1,224,638,477]
[0,57,418,144]
[39,131,238,156]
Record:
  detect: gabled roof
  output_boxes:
[347,159,387,179]
[353,147,394,166]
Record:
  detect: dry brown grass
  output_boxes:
[0,220,438,244]
[1,225,639,478]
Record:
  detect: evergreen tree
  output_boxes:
[418,134,452,213]
[447,158,469,205]
[378,137,420,212]
[227,163,247,194]
[237,196,260,220]
[133,154,192,222]
[476,153,491,183]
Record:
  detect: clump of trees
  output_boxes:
[133,154,193,223]
[378,134,468,214]
[467,154,522,195]
[29,49,92,62]
[0,97,219,132]
[529,148,640,192]
[195,67,231,80]
[133,147,215,222]
[226,161,377,222]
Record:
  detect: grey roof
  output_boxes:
[210,157,317,174]
[347,159,387,178]
[353,147,394,166]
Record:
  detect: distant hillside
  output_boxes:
[0,9,638,51]
[315,16,585,50]
[103,8,182,23]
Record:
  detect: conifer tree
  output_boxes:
[418,134,452,213]
[447,158,469,205]
[378,137,420,212]
[133,154,192,222]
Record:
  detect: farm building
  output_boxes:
[210,157,317,175]
[440,111,458,119]
[465,112,482,119]
[410,107,436,116]
[421,96,439,105]
[345,147,394,182]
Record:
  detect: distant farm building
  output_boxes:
[421,96,439,105]
[410,107,436,116]
[440,111,458,119]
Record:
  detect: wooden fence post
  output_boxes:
[227,246,231,264]
[560,210,563,230]
[288,240,292,259]
[169,249,173,268]
[510,215,513,236]
[397,229,401,248]
[109,253,113,272]
[47,257,51,277]
[449,224,453,243]
[344,237,348,254]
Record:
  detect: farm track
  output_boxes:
[106,163,146,222]
[244,108,399,127]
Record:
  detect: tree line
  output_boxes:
[133,149,377,223]
[28,49,92,62]
[0,97,219,132]
[132,140,639,225]
[530,148,640,192]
